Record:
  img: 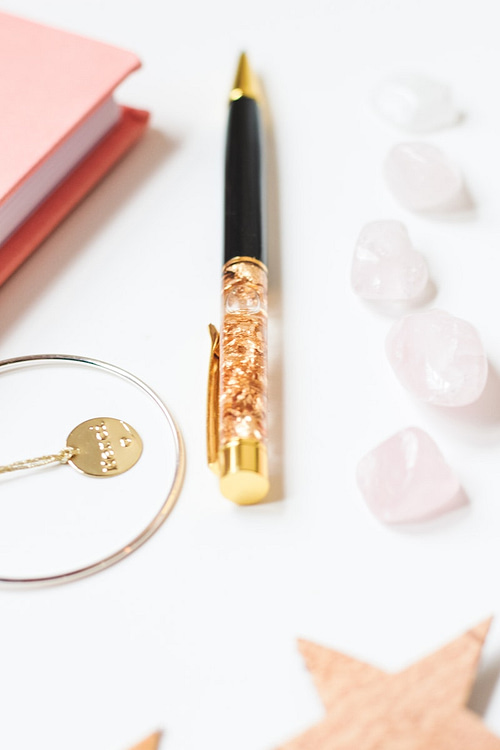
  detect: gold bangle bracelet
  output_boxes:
[0,353,185,588]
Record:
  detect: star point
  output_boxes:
[128,731,162,750]
[297,638,388,714]
[279,620,498,750]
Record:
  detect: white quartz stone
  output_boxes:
[351,220,428,301]
[374,74,460,133]
[384,143,465,212]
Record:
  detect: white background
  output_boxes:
[1,0,500,747]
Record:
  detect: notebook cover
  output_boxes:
[0,106,149,287]
[0,11,149,286]
[0,11,142,205]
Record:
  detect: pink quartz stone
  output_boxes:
[356,427,463,524]
[386,309,488,406]
[384,142,464,212]
[351,220,428,300]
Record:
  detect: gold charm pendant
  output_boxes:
[0,417,142,478]
[66,418,142,477]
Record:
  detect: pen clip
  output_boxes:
[206,324,220,474]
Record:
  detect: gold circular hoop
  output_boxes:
[0,354,185,588]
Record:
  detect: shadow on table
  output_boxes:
[260,79,285,505]
[469,651,500,717]
[427,362,500,429]
[0,127,177,336]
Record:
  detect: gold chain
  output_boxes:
[0,447,77,475]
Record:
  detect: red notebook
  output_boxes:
[0,11,150,286]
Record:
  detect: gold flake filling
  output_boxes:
[219,261,268,445]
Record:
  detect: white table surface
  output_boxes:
[2,0,500,747]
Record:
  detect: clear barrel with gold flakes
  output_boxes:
[217,258,269,503]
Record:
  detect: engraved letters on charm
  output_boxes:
[89,421,118,473]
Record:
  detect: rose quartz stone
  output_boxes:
[351,220,428,300]
[386,309,488,406]
[384,142,464,211]
[356,427,463,524]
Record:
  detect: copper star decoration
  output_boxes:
[278,619,499,749]
[127,732,162,750]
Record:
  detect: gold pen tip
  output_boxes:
[230,52,259,102]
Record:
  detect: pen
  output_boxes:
[207,53,269,504]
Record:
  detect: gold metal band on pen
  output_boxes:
[222,256,268,273]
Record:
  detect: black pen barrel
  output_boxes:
[224,95,265,266]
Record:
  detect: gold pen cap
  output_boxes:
[219,439,269,505]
